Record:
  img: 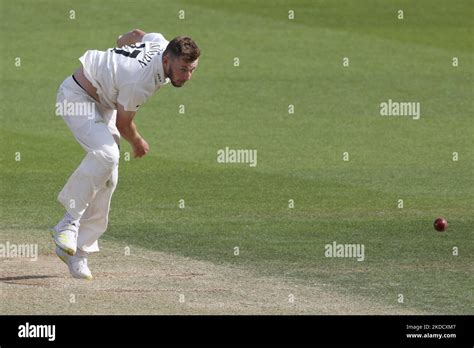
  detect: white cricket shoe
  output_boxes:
[50,218,79,256]
[55,247,93,280]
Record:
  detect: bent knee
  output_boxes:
[87,147,119,174]
[101,147,120,166]
[98,142,120,165]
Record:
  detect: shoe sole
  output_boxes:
[50,228,76,256]
[55,247,93,280]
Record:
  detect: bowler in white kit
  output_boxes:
[52,30,200,279]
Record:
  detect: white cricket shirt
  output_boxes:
[79,32,169,112]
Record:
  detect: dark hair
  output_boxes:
[164,36,200,62]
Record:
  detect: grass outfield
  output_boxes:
[1,0,473,314]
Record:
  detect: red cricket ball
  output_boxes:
[434,217,448,232]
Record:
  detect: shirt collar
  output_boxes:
[155,53,169,86]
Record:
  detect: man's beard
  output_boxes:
[166,65,183,88]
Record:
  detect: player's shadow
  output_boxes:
[0,275,58,283]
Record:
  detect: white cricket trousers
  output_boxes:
[56,76,120,253]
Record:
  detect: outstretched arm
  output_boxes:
[116,29,146,47]
[116,103,149,158]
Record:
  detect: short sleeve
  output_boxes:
[142,32,166,43]
[117,83,149,112]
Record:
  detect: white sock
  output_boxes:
[63,211,80,226]
[75,249,88,257]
